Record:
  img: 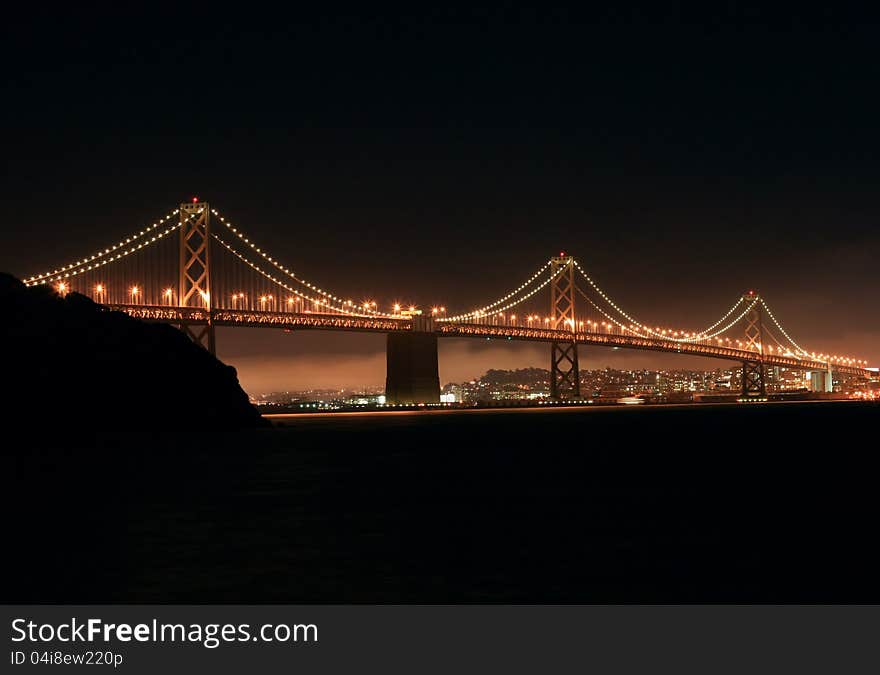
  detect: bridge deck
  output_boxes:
[105,304,870,377]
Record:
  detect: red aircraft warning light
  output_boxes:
[192,196,199,203]
[559,251,566,257]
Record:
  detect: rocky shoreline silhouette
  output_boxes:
[0,273,264,429]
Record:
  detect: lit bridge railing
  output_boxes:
[104,304,871,377]
[105,304,409,333]
[437,322,871,376]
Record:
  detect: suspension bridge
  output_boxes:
[24,200,873,403]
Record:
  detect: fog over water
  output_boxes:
[218,330,737,394]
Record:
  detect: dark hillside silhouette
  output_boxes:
[0,273,263,429]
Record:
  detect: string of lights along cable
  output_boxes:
[21,199,872,376]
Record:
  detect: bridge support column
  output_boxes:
[549,255,580,399]
[178,201,215,355]
[809,368,833,393]
[385,331,440,404]
[741,360,766,398]
[551,341,581,399]
[739,291,765,399]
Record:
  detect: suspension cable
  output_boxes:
[441,260,553,321]
[210,208,393,315]
[574,284,760,342]
[212,233,401,318]
[759,298,810,356]
[573,258,753,341]
[442,263,568,322]
[25,208,183,285]
[760,321,803,357]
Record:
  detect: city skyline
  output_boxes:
[228,339,818,395]
[249,364,877,418]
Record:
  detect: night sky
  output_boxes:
[2,7,877,392]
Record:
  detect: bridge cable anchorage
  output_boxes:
[24,208,186,286]
[209,208,397,318]
[442,260,558,322]
[211,234,394,318]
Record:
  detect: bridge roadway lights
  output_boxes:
[385,327,441,405]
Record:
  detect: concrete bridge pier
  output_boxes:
[385,319,440,404]
[809,367,834,393]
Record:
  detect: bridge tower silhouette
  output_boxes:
[549,254,580,399]
[740,291,765,398]
[179,201,215,354]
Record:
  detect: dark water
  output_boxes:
[6,402,879,602]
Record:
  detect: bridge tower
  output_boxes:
[740,291,765,398]
[549,254,580,399]
[178,200,215,354]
